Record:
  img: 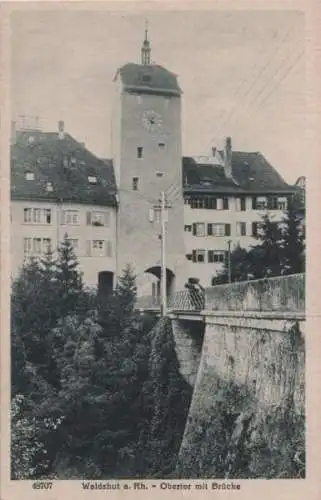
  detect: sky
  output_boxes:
[11,7,305,184]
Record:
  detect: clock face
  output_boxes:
[142,110,163,134]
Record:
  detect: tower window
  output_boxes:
[132,177,139,191]
[25,171,35,181]
[142,74,151,83]
[137,147,143,158]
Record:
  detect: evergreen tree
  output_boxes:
[251,213,282,278]
[55,234,84,317]
[280,198,305,274]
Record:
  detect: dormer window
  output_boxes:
[25,171,35,181]
[88,175,97,184]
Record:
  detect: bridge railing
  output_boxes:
[135,273,305,314]
[168,290,204,311]
[204,273,305,312]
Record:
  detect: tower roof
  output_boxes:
[115,62,181,96]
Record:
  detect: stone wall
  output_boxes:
[176,274,305,478]
[171,318,205,387]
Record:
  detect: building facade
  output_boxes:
[11,125,117,289]
[10,31,300,293]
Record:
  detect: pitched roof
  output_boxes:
[116,63,181,96]
[11,130,117,206]
[183,151,295,194]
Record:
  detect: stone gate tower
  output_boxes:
[111,29,186,295]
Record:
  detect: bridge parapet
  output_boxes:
[204,273,305,313]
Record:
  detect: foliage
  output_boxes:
[213,201,305,284]
[11,245,191,479]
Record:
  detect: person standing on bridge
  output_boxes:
[184,278,205,311]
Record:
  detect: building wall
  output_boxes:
[113,86,186,294]
[11,200,117,287]
[183,195,287,286]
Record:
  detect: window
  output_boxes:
[46,182,53,192]
[25,171,35,181]
[24,208,52,224]
[158,142,165,150]
[23,238,32,256]
[277,197,287,210]
[43,238,52,255]
[223,197,229,210]
[67,239,78,250]
[88,176,97,184]
[132,177,139,190]
[23,208,32,223]
[33,238,42,255]
[236,222,247,236]
[236,197,246,211]
[192,249,206,263]
[142,74,151,83]
[207,223,230,236]
[208,250,226,263]
[87,211,109,227]
[252,222,261,237]
[184,225,192,232]
[192,223,206,237]
[33,208,41,223]
[92,240,106,257]
[62,210,79,225]
[186,253,193,261]
[255,196,268,210]
[137,147,143,159]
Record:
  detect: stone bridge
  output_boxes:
[136,273,305,387]
[136,273,305,477]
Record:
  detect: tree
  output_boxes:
[55,234,85,318]
[280,198,305,275]
[251,214,283,278]
[212,245,252,285]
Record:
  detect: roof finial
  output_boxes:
[141,19,151,65]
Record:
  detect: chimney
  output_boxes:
[58,120,65,139]
[224,136,232,178]
[211,146,217,157]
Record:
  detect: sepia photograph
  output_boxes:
[2,2,312,488]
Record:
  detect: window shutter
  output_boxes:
[60,210,65,225]
[106,241,112,257]
[241,197,246,211]
[86,240,91,257]
[207,223,213,235]
[223,197,229,210]
[225,224,231,236]
[252,197,257,209]
[192,223,197,236]
[104,212,110,227]
[241,222,246,236]
[252,222,258,237]
[86,211,92,225]
[192,250,196,262]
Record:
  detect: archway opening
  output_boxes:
[144,266,175,299]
